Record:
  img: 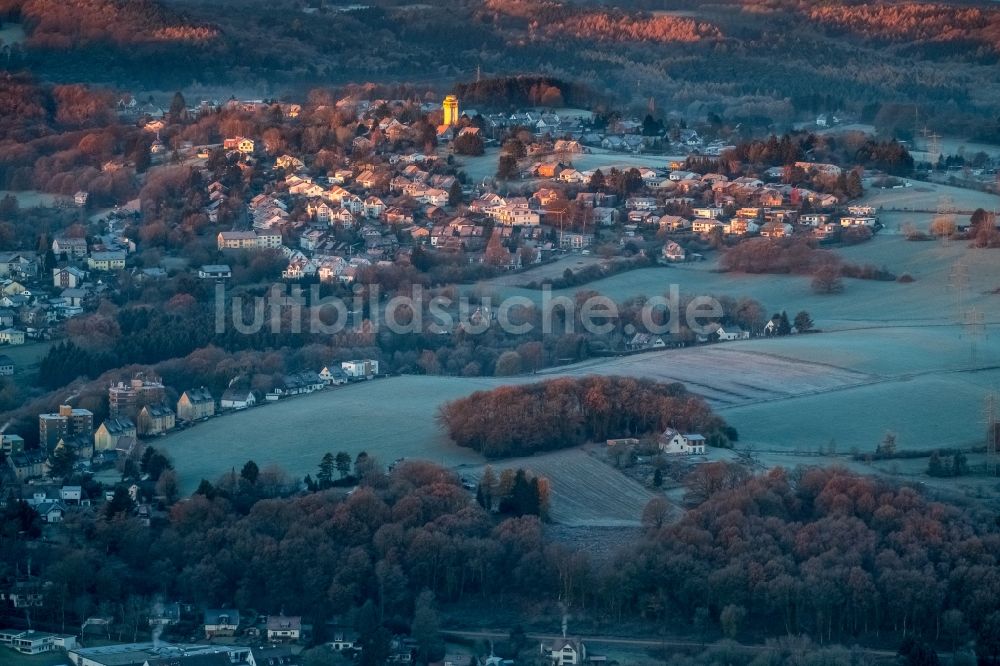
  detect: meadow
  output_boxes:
[165,196,1000,520]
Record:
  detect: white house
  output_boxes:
[715,325,750,341]
[541,638,588,666]
[662,241,686,262]
[319,365,349,385]
[220,388,256,410]
[658,428,707,455]
[342,359,378,379]
[266,615,301,642]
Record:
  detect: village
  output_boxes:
[0,92,909,370]
[0,91,911,486]
[2,85,1000,666]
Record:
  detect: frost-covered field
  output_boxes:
[858,180,999,211]
[164,376,492,493]
[168,209,1000,517]
[462,448,656,527]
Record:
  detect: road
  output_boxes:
[441,628,899,658]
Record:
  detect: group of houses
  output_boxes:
[0,209,138,350]
[9,360,379,484]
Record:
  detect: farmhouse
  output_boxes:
[658,428,707,455]
[221,388,256,410]
[715,325,750,341]
[541,637,598,666]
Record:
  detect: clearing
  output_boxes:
[462,447,655,527]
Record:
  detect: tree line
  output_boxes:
[5,459,1000,660]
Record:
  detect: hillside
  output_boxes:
[0,0,998,138]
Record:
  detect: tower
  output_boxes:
[443,95,459,126]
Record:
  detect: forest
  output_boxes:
[4,460,1000,661]
[437,376,733,457]
[0,0,998,139]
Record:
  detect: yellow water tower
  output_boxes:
[443,95,460,126]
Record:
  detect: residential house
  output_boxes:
[248,646,301,666]
[217,231,258,251]
[662,241,686,262]
[658,215,690,231]
[658,428,706,455]
[137,404,176,436]
[319,365,349,385]
[52,237,88,259]
[0,252,38,278]
[204,609,240,638]
[839,215,878,228]
[53,267,86,289]
[627,333,667,351]
[88,251,127,271]
[715,324,750,341]
[198,264,232,280]
[760,222,793,238]
[0,354,13,376]
[275,155,305,171]
[177,388,215,421]
[691,220,724,235]
[342,359,378,379]
[625,197,657,211]
[559,233,594,250]
[492,206,540,227]
[692,206,723,219]
[541,638,589,666]
[266,616,301,642]
[220,388,256,410]
[94,418,137,451]
[800,213,830,227]
[6,450,46,481]
[223,137,255,154]
[364,197,386,219]
[327,630,358,652]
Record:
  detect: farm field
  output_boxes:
[462,447,656,527]
[167,194,1000,517]
[479,233,1000,329]
[722,366,1000,456]
[857,180,998,211]
[162,376,493,494]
